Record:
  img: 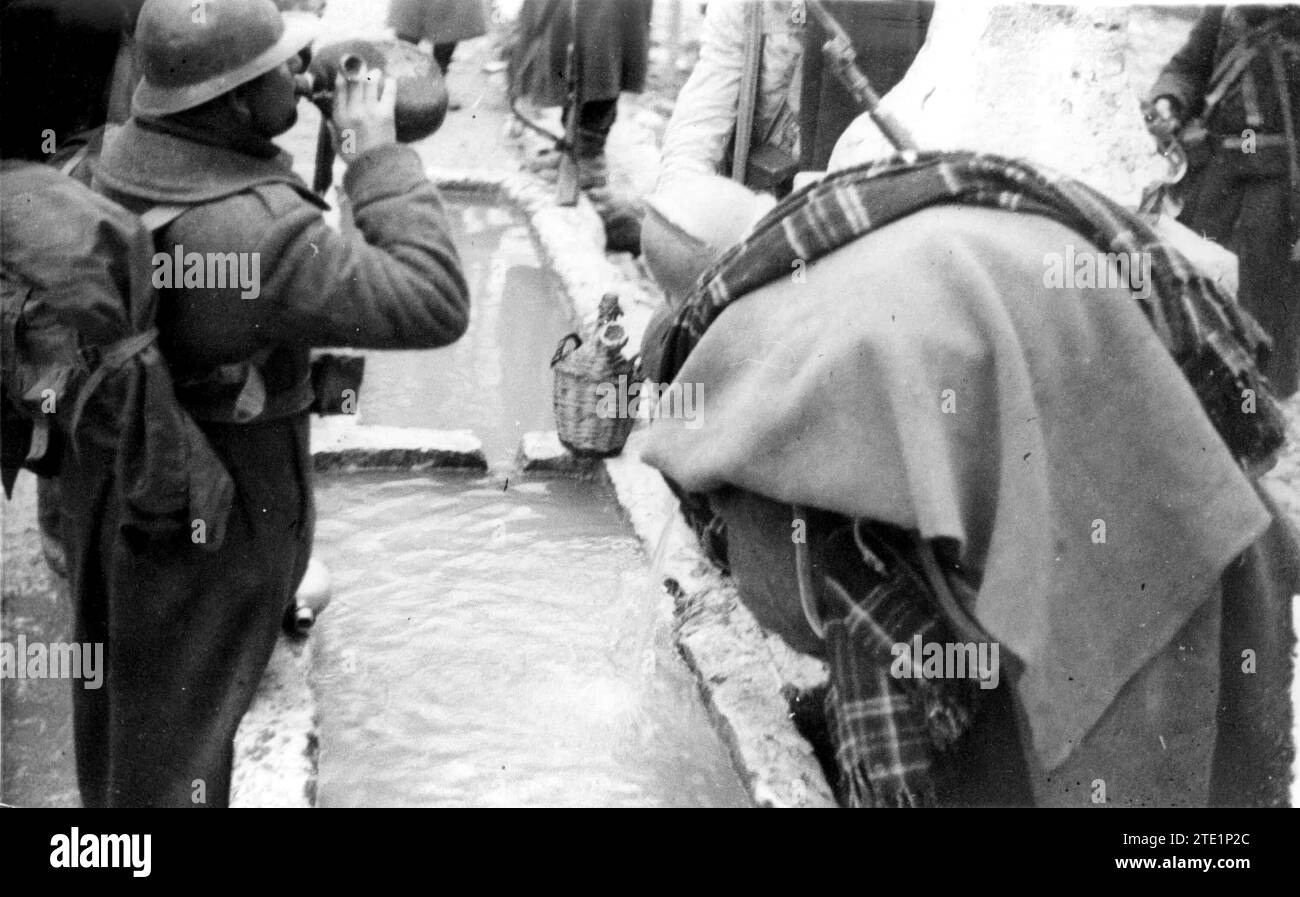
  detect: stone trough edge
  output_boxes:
[603,432,837,808]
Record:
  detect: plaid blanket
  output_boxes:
[652,151,1289,806]
[820,530,979,808]
[657,151,1288,469]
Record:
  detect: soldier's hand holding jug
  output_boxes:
[331,62,398,163]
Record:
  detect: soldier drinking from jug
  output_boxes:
[83,0,469,806]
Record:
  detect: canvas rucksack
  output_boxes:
[1,159,234,550]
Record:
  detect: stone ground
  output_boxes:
[1,480,78,807]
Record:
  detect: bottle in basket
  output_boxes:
[550,294,641,457]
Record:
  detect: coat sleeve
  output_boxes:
[655,1,750,190]
[250,144,470,351]
[1149,8,1224,117]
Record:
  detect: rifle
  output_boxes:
[731,2,764,185]
[556,0,582,206]
[808,0,917,153]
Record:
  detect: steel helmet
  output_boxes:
[132,0,319,116]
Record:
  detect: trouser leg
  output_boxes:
[1233,180,1299,397]
[562,97,643,253]
[432,41,457,76]
[1211,495,1299,807]
[567,97,617,159]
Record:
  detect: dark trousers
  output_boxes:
[561,97,618,157]
[1180,151,1299,397]
[1209,489,1300,807]
[432,41,457,75]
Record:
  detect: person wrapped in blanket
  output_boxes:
[639,158,1300,808]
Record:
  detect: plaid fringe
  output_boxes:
[824,667,932,809]
[820,544,980,808]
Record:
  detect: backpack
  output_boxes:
[1,159,234,550]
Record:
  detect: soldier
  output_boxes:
[510,0,653,253]
[78,0,469,806]
[1149,4,1300,397]
[655,1,805,195]
[656,1,932,195]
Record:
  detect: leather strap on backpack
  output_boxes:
[68,328,160,453]
[141,203,287,424]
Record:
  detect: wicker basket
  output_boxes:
[551,296,641,457]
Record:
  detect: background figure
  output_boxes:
[510,0,653,253]
[654,0,931,242]
[655,0,804,195]
[389,0,489,75]
[1149,4,1300,397]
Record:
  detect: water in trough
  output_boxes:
[311,193,749,806]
